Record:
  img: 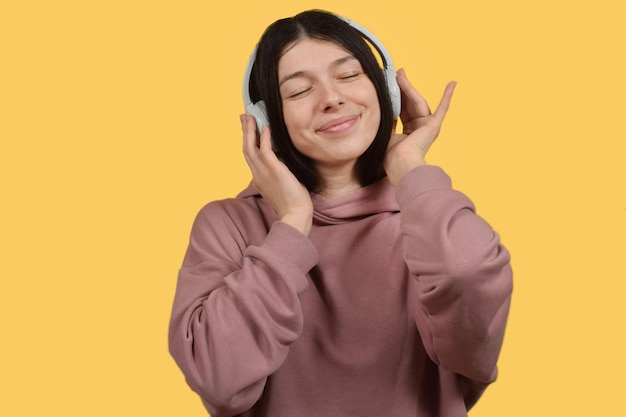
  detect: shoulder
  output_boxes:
[189,191,276,243]
[195,194,267,226]
[194,181,265,220]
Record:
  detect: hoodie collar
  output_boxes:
[237,177,399,225]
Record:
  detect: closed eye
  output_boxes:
[340,72,361,80]
[288,87,311,99]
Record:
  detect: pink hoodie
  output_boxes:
[169,165,513,417]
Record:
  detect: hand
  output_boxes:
[241,114,313,236]
[384,69,456,186]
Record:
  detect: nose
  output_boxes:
[318,82,344,112]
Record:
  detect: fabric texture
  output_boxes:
[169,165,513,417]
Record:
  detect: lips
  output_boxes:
[316,115,358,133]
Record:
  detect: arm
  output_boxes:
[168,203,319,416]
[397,166,513,384]
[387,70,512,385]
[169,115,317,416]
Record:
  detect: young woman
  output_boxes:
[169,9,513,417]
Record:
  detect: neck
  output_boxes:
[317,165,362,198]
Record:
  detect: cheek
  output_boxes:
[357,83,381,126]
[281,104,306,139]
[281,106,295,130]
[368,100,382,131]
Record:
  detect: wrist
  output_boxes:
[280,212,313,236]
[387,157,427,186]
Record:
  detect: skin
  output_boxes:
[241,39,456,236]
[278,39,381,194]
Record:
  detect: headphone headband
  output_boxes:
[338,16,394,72]
[242,13,400,133]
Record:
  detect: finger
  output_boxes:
[396,68,431,120]
[258,125,274,154]
[241,114,261,169]
[432,81,457,122]
[242,114,261,153]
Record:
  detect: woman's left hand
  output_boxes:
[384,68,456,186]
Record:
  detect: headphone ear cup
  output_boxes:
[245,100,269,134]
[384,67,401,118]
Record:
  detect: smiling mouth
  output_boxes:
[317,116,358,134]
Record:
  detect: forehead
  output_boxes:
[278,38,354,74]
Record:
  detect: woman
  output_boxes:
[169,9,513,417]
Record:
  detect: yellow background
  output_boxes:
[1,0,624,415]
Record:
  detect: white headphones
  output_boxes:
[242,14,401,134]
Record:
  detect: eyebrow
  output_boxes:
[278,55,357,86]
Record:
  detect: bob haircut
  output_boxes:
[248,9,395,192]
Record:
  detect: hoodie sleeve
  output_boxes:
[395,165,513,386]
[168,200,319,416]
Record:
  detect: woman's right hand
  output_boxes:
[241,114,313,236]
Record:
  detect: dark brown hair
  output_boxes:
[248,9,395,192]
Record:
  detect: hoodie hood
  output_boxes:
[237,177,400,226]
